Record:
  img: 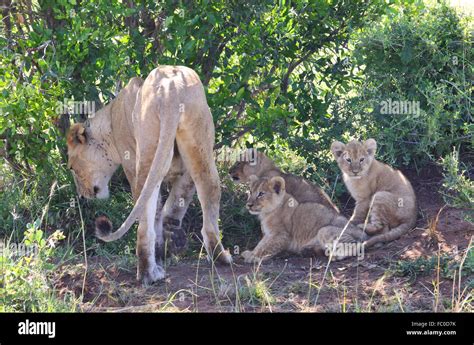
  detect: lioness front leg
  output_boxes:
[176,116,231,265]
[241,234,289,264]
[162,171,196,254]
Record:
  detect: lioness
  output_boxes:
[67,66,231,284]
[229,150,338,212]
[331,139,417,247]
[241,176,367,263]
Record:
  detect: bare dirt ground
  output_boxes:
[54,167,473,312]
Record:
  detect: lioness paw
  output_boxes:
[139,264,166,286]
[216,249,233,265]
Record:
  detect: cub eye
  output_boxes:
[257,192,265,198]
[346,157,352,163]
[360,157,365,162]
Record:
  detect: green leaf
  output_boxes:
[236,87,246,101]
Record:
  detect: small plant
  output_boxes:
[0,220,76,312]
[440,148,473,218]
[394,252,473,284]
[237,272,275,309]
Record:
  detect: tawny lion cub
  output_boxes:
[331,139,417,247]
[241,176,367,263]
[229,150,338,212]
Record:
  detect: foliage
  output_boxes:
[394,250,473,286]
[440,147,473,214]
[0,0,472,313]
[0,0,390,173]
[238,273,275,307]
[0,221,76,312]
[0,48,64,174]
[342,2,473,167]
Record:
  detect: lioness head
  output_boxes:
[66,123,118,199]
[246,176,286,215]
[331,139,377,179]
[229,149,275,183]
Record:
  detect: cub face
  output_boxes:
[331,139,377,179]
[228,161,256,184]
[66,123,118,199]
[228,149,260,183]
[246,176,286,215]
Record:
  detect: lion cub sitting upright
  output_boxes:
[241,176,367,263]
[229,149,338,212]
[331,139,417,247]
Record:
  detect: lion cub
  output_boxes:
[331,139,417,247]
[229,150,338,212]
[241,176,367,263]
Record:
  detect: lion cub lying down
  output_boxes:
[331,139,417,247]
[241,176,368,263]
[229,150,338,212]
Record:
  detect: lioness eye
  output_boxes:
[257,192,265,198]
[346,158,352,163]
[360,157,365,162]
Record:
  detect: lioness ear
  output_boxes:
[67,123,87,146]
[331,141,345,159]
[365,138,377,156]
[270,176,285,195]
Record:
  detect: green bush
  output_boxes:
[440,147,473,213]
[343,2,472,167]
[0,221,77,312]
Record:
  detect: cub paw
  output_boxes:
[241,250,261,264]
[359,223,384,235]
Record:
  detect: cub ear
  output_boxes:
[67,123,87,146]
[365,138,377,156]
[331,141,345,159]
[270,176,285,195]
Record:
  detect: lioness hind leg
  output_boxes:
[135,138,175,285]
[137,187,166,285]
[176,123,231,265]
